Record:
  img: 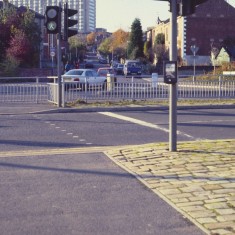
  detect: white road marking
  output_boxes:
[99,112,197,140]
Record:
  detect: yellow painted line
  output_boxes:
[0,145,137,158]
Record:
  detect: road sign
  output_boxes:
[50,51,56,57]
[191,45,199,55]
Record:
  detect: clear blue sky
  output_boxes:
[96,0,235,33]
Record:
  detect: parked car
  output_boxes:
[84,60,94,68]
[62,69,107,90]
[123,60,142,77]
[98,57,108,64]
[97,67,117,83]
[115,63,124,75]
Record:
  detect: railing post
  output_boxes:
[219,75,222,99]
[62,82,65,107]
[131,76,134,101]
[85,77,87,103]
[36,77,39,104]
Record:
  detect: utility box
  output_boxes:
[163,61,178,84]
[107,73,115,91]
[151,73,158,88]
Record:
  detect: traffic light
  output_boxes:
[45,6,61,34]
[179,0,208,16]
[63,2,78,41]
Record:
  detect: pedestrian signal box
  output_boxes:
[163,61,178,84]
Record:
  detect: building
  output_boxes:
[150,0,235,66]
[9,0,96,33]
[212,46,235,66]
[78,0,96,33]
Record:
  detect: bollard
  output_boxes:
[151,73,158,88]
[106,73,114,91]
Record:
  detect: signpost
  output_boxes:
[190,45,199,81]
[169,0,178,152]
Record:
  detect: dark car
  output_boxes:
[85,60,94,68]
[98,57,108,64]
[115,63,124,75]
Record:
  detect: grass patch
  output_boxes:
[66,98,235,108]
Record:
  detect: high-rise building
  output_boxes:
[78,0,96,33]
[9,0,96,33]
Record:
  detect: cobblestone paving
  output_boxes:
[105,139,235,235]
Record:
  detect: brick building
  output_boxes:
[149,0,235,66]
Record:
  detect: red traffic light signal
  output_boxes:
[63,3,78,41]
[45,6,61,34]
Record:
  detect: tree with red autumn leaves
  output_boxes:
[0,5,41,74]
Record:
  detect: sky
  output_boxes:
[96,0,235,33]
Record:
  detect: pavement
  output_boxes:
[0,102,235,235]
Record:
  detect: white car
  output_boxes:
[62,69,107,90]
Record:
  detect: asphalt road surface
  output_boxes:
[0,152,204,235]
[0,107,234,235]
[0,108,234,151]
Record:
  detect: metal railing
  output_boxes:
[0,77,51,103]
[0,75,234,104]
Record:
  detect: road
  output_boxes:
[0,107,234,235]
[0,108,234,151]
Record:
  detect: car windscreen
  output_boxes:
[127,62,141,68]
[98,69,114,76]
[65,70,83,75]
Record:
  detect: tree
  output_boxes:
[112,29,129,49]
[144,41,154,63]
[6,29,31,63]
[86,32,96,45]
[127,18,144,59]
[110,29,129,61]
[0,6,41,69]
[18,7,41,66]
[154,33,168,63]
[68,36,86,62]
[98,37,112,55]
[0,7,19,62]
[153,33,168,74]
[154,33,165,45]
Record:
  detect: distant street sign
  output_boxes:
[190,45,199,55]
[50,47,56,52]
[50,51,56,57]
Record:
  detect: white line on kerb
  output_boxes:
[99,112,196,140]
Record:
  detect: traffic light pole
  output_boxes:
[169,0,177,151]
[57,3,62,108]
[57,33,62,107]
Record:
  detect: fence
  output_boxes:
[0,76,234,104]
